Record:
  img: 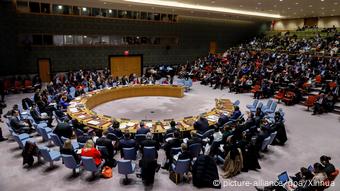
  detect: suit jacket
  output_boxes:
[96,136,114,158]
[10,116,27,132]
[187,137,202,146]
[178,151,192,161]
[164,138,182,158]
[53,122,73,139]
[136,127,150,135]
[217,114,229,126]
[119,138,137,150]
[230,110,241,120]
[108,127,123,138]
[194,118,209,134]
[30,109,43,122]
[140,139,160,150]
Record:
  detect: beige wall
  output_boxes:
[318,16,340,28]
[273,19,304,31]
[273,16,340,31]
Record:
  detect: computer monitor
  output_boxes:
[308,165,314,172]
[278,171,289,184]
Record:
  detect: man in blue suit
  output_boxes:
[118,133,137,157]
[193,115,209,134]
[229,106,242,121]
[136,122,150,135]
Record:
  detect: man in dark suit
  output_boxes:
[194,115,209,134]
[140,132,160,158]
[165,121,177,135]
[217,113,229,127]
[53,120,73,139]
[162,131,182,169]
[107,120,123,139]
[96,130,115,160]
[229,106,242,120]
[30,104,52,126]
[136,122,150,135]
[10,110,31,133]
[118,133,137,157]
[187,131,202,147]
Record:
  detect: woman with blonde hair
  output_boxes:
[80,139,102,166]
[60,139,80,163]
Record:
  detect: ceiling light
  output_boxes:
[321,0,324,2]
[280,0,283,1]
[211,1,215,3]
[124,0,283,18]
[257,2,262,5]
[58,5,63,9]
[321,7,325,9]
[82,7,87,11]
[83,36,87,38]
[309,5,312,7]
[287,7,291,9]
[108,9,112,13]
[334,2,338,5]
[103,2,107,4]
[295,2,299,5]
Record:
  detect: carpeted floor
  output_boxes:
[0,82,339,191]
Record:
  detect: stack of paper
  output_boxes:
[88,120,100,125]
[207,115,219,122]
[69,108,79,113]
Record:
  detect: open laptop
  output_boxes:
[308,165,314,173]
[278,171,290,184]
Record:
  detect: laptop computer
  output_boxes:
[308,165,314,173]
[278,171,290,184]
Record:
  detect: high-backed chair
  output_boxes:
[12,133,32,149]
[39,147,61,167]
[250,102,263,113]
[123,147,137,160]
[268,131,278,146]
[170,147,182,156]
[233,100,240,106]
[246,99,259,109]
[197,129,215,139]
[117,159,136,185]
[189,143,202,158]
[171,159,191,183]
[261,136,271,152]
[135,134,146,145]
[61,154,80,175]
[38,126,52,142]
[81,156,101,177]
[50,133,64,147]
[143,146,156,160]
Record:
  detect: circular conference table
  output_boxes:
[67,85,235,134]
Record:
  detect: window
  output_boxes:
[110,36,123,45]
[74,36,83,45]
[72,6,80,15]
[92,8,101,16]
[29,2,40,13]
[101,36,110,44]
[52,5,63,14]
[64,35,74,45]
[154,13,160,21]
[32,35,43,45]
[140,12,148,20]
[43,35,53,45]
[40,3,50,13]
[81,7,90,16]
[17,1,29,12]
[118,10,127,18]
[53,35,64,46]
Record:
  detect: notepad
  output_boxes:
[119,123,127,129]
[207,115,219,122]
[78,115,86,119]
[127,122,136,127]
[69,108,78,113]
[88,120,100,125]
[145,123,153,128]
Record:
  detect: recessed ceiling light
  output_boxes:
[321,7,325,9]
[103,2,107,4]
[273,5,277,7]
[287,7,291,9]
[211,1,215,3]
[82,7,87,11]
[280,0,283,1]
[58,5,62,9]
[309,5,312,7]
[257,2,262,5]
[295,2,299,5]
[321,0,324,2]
[334,2,338,5]
[108,9,112,13]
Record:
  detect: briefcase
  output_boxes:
[169,171,180,184]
